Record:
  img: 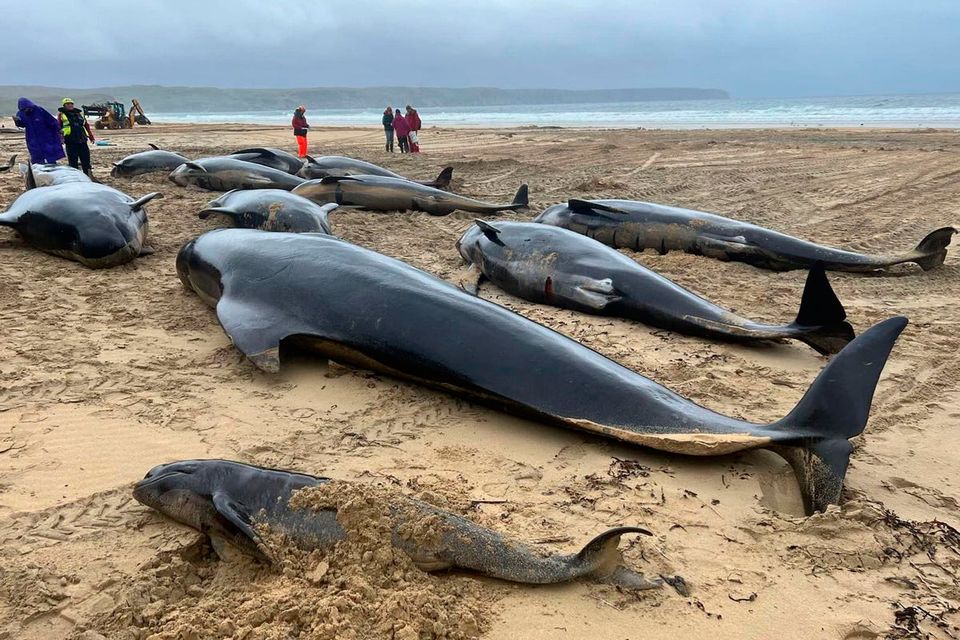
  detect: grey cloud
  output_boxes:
[0,0,957,97]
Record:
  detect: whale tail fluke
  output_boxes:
[422,166,454,190]
[911,226,956,270]
[792,262,856,355]
[771,316,908,514]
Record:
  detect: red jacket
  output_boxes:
[292,110,308,133]
[392,113,411,137]
[406,110,422,131]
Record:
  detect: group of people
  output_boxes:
[13,97,97,175]
[382,105,422,153]
[290,104,424,157]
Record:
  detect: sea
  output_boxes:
[150,93,960,129]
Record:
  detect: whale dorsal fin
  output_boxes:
[568,199,628,216]
[304,154,317,163]
[130,192,163,211]
[475,219,503,242]
[184,161,207,173]
[319,175,361,185]
[148,143,161,151]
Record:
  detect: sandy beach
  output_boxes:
[0,123,958,639]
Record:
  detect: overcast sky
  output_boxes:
[2,0,957,98]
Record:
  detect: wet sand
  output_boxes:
[0,124,958,639]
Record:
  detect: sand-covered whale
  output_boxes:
[536,199,956,272]
[134,459,668,589]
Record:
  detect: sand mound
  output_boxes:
[82,482,494,640]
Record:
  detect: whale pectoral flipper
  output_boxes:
[211,491,271,561]
[458,263,486,296]
[769,316,908,513]
[215,296,295,373]
[0,154,16,172]
[549,273,621,310]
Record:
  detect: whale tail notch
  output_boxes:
[791,262,856,355]
[770,316,908,514]
[911,226,956,271]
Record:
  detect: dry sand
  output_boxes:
[0,123,958,639]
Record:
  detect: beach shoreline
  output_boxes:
[0,124,957,639]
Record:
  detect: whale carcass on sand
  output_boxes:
[535,199,956,272]
[293,175,527,216]
[299,154,454,189]
[199,189,335,234]
[456,220,855,354]
[133,459,670,590]
[111,144,190,178]
[169,157,305,191]
[21,163,91,188]
[176,229,908,514]
[1,168,160,268]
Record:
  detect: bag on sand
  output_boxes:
[408,131,418,144]
[409,131,420,152]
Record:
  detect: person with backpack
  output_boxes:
[292,106,309,157]
[405,105,422,153]
[57,98,95,176]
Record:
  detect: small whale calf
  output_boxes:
[134,459,667,589]
[293,175,527,216]
[457,220,855,354]
[536,199,956,272]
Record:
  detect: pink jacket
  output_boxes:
[392,112,411,137]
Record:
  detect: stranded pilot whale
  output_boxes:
[293,175,527,216]
[176,229,908,514]
[535,199,956,272]
[199,189,336,234]
[457,220,855,355]
[299,154,454,189]
[229,147,305,175]
[111,144,190,178]
[169,157,305,191]
[0,165,160,267]
[133,459,668,589]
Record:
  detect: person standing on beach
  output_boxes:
[13,97,65,164]
[57,98,95,176]
[382,107,395,152]
[292,105,309,158]
[393,109,410,153]
[405,105,422,153]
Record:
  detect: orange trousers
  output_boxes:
[296,135,308,157]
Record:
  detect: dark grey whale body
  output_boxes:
[457,221,855,355]
[0,181,160,268]
[199,189,335,234]
[112,145,190,178]
[133,459,664,589]
[169,157,305,191]
[293,175,527,216]
[176,229,907,514]
[535,199,956,272]
[229,147,305,175]
[299,155,454,189]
